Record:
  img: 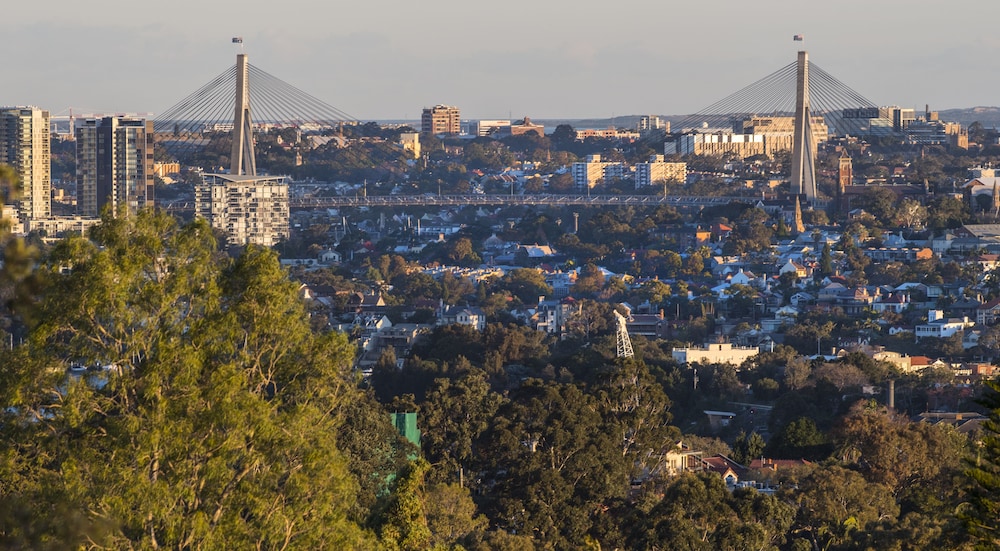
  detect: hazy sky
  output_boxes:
[4,0,998,120]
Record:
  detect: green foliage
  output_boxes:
[732,431,766,466]
[479,380,629,549]
[964,380,1000,549]
[633,473,794,550]
[835,401,967,497]
[424,482,488,549]
[0,211,372,548]
[379,460,434,551]
[789,465,898,550]
[766,417,831,460]
[421,369,504,484]
[595,358,678,480]
[492,268,552,305]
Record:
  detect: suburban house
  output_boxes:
[672,342,759,366]
[915,310,973,340]
[438,305,487,331]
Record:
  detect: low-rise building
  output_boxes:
[672,342,759,366]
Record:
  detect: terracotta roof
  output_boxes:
[748,458,813,470]
[701,454,746,474]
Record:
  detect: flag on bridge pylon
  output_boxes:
[232,37,243,44]
[793,34,804,41]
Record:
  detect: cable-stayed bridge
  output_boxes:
[154,54,358,164]
[154,48,879,210]
[672,54,879,135]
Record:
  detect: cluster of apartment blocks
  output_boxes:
[666,107,966,159]
[571,154,687,190]
[0,106,288,247]
[0,106,153,231]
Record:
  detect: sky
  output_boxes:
[4,0,999,121]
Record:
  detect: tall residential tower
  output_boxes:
[75,116,154,217]
[0,106,51,220]
[421,105,461,136]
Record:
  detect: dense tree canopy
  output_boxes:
[0,211,373,548]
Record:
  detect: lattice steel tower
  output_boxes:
[614,310,634,359]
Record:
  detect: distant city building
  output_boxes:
[468,119,511,137]
[421,105,461,136]
[575,128,640,141]
[0,106,51,220]
[153,162,181,178]
[508,117,545,137]
[571,154,625,189]
[638,115,669,134]
[904,119,967,148]
[888,106,916,132]
[398,132,421,158]
[667,115,828,160]
[669,131,766,158]
[75,116,154,217]
[671,342,759,366]
[24,216,101,239]
[634,155,687,188]
[838,150,853,193]
[194,174,289,247]
[841,106,925,136]
[739,115,828,157]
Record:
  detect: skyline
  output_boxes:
[4,0,1000,120]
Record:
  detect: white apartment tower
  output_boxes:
[75,116,154,217]
[0,106,51,220]
[571,154,625,190]
[195,174,289,247]
[635,155,687,189]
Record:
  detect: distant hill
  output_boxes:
[937,107,1000,128]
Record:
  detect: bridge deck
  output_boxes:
[288,194,755,208]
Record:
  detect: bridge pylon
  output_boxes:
[791,50,818,205]
[230,53,257,176]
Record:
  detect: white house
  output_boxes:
[915,310,973,340]
[672,342,759,366]
[438,305,487,331]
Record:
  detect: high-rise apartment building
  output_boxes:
[421,105,461,136]
[0,106,51,220]
[634,155,687,188]
[75,117,154,217]
[195,174,289,247]
[571,154,625,190]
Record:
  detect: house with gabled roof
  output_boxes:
[915,310,973,340]
[438,304,487,331]
[872,292,909,314]
[779,259,810,279]
[701,455,746,486]
[977,298,1000,325]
